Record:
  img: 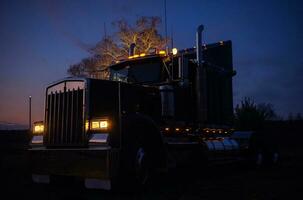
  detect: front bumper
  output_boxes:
[29,146,118,180]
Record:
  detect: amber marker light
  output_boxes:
[85,121,89,131]
[90,119,109,131]
[33,121,44,135]
[34,125,44,133]
[159,50,166,55]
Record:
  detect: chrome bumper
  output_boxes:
[29,146,116,180]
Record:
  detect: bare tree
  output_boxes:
[67,57,100,78]
[68,16,167,78]
[234,97,277,130]
[112,16,166,54]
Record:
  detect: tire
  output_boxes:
[118,132,152,192]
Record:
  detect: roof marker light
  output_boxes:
[159,50,166,55]
[172,48,178,55]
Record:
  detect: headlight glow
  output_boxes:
[100,121,108,128]
[90,119,109,131]
[33,122,44,134]
[172,48,178,55]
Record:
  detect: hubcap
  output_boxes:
[136,148,145,166]
[256,153,263,166]
[135,147,149,184]
[273,152,279,164]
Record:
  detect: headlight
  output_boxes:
[33,121,44,135]
[90,119,109,131]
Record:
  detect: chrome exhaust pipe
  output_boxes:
[195,25,207,124]
[196,25,204,67]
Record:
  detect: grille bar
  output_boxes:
[45,82,85,147]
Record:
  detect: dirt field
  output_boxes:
[1,129,303,200]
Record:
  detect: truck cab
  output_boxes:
[29,26,247,190]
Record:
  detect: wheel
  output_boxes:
[255,151,264,167]
[115,136,152,192]
[246,131,281,169]
[266,150,279,167]
[115,114,165,192]
[251,148,279,168]
[246,147,265,169]
[272,152,279,165]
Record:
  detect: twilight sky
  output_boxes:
[0,0,302,125]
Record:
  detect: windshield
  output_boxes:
[111,67,129,82]
[110,61,166,84]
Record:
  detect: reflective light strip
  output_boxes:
[89,133,108,143]
[31,135,43,144]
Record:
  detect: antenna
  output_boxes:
[29,96,32,131]
[104,22,107,39]
[164,0,168,52]
[171,26,174,49]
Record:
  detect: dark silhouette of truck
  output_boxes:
[29,25,277,190]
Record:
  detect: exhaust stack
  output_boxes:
[129,43,136,56]
[195,25,207,124]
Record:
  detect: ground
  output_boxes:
[1,130,303,200]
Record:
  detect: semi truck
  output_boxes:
[29,25,275,190]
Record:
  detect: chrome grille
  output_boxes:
[45,81,85,146]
